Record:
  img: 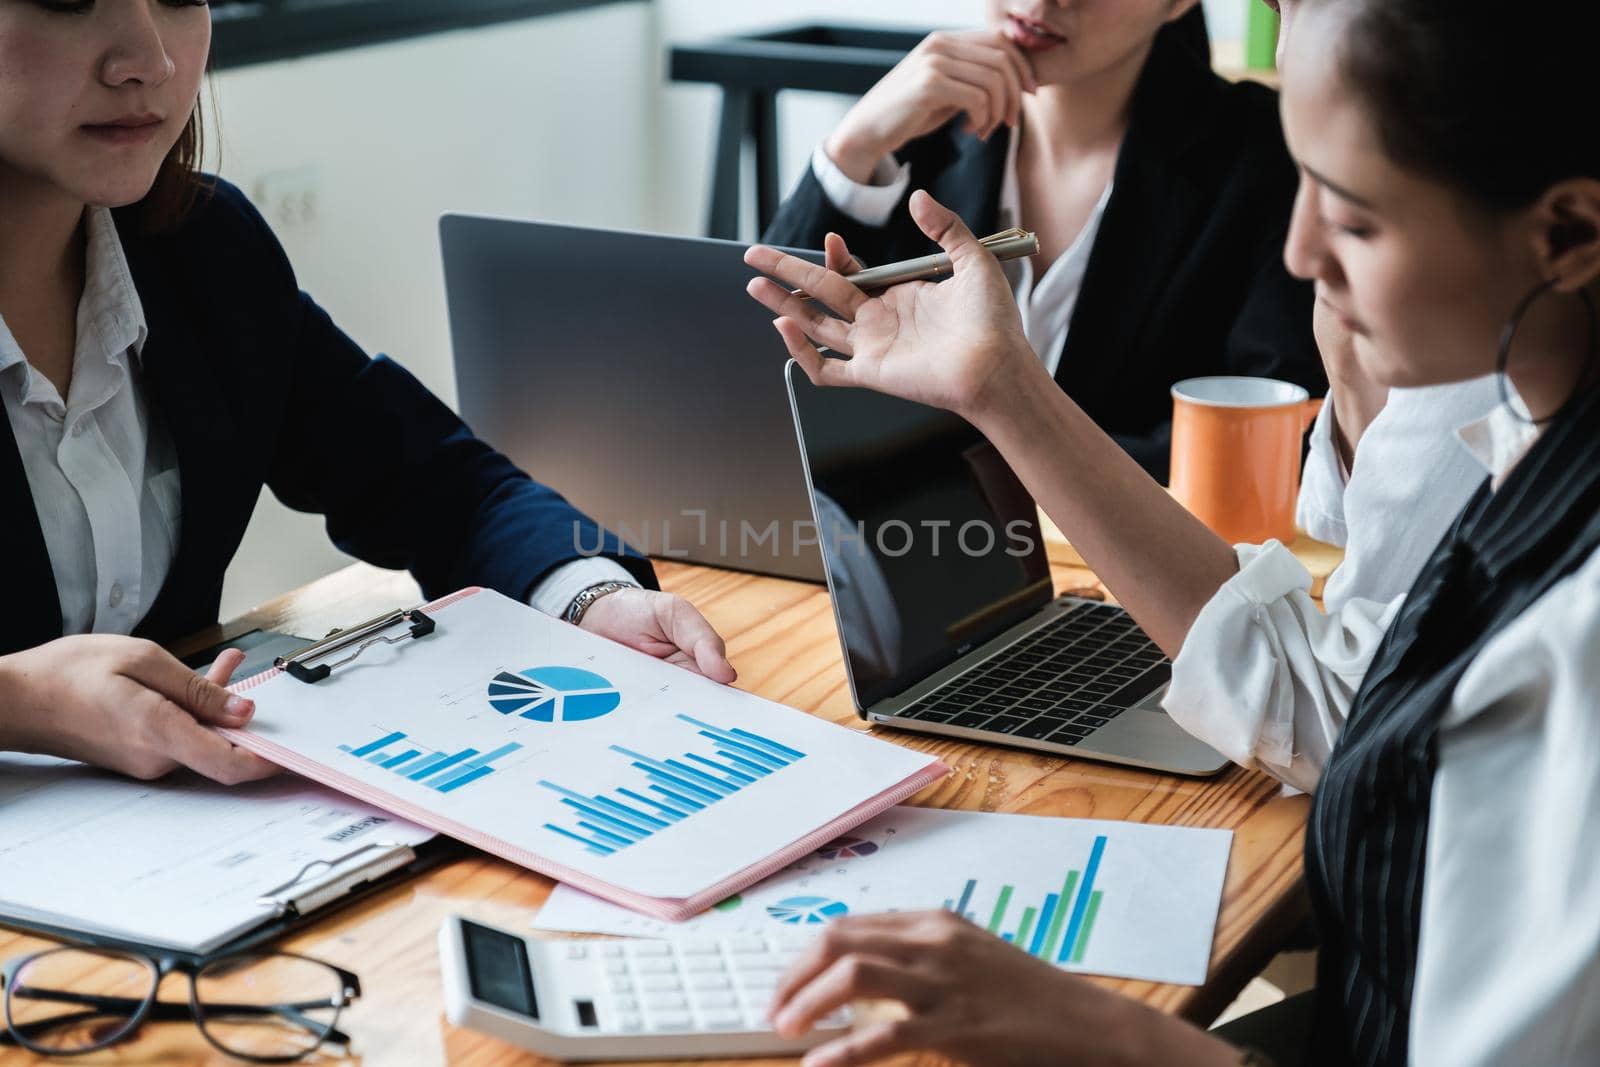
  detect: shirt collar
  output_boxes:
[0,207,147,412]
[79,205,149,367]
[1455,384,1541,481]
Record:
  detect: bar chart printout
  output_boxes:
[947,834,1109,965]
[538,714,807,857]
[535,808,1230,986]
[338,731,522,794]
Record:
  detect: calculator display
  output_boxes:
[462,920,539,1019]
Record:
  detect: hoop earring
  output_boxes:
[1496,279,1599,424]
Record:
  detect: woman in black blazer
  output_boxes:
[0,0,731,786]
[764,3,1324,478]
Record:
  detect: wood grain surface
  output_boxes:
[0,559,1310,1066]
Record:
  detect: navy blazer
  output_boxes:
[0,179,655,657]
[763,12,1324,480]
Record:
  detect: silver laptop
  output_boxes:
[785,361,1228,776]
[441,215,825,581]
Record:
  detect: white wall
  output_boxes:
[213,0,1247,618]
[211,2,657,616]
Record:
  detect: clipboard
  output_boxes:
[0,751,464,965]
[221,587,949,922]
[0,838,466,968]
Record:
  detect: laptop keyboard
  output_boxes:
[894,602,1171,749]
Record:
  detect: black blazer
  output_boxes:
[0,179,655,657]
[764,15,1324,479]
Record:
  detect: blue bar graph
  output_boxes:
[1055,835,1107,964]
[339,729,522,795]
[346,731,404,759]
[539,715,807,856]
[952,879,976,919]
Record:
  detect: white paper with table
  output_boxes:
[0,754,434,954]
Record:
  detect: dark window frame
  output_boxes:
[209,0,640,70]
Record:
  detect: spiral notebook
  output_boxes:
[222,587,948,921]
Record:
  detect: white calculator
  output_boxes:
[438,915,850,1061]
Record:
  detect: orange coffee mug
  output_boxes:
[1169,377,1321,545]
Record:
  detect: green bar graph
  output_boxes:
[1013,906,1038,949]
[1040,870,1080,961]
[985,886,1014,933]
[943,835,1109,965]
[1069,891,1104,964]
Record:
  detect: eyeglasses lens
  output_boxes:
[6,948,155,1053]
[193,954,348,1061]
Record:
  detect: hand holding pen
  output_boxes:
[788,228,1040,302]
[745,190,1038,420]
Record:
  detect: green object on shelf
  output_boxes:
[1245,2,1280,70]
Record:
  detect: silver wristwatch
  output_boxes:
[563,581,635,626]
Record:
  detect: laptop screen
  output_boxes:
[786,362,1054,710]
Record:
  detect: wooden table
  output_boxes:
[0,559,1310,1066]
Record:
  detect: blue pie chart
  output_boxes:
[766,896,850,925]
[487,666,621,723]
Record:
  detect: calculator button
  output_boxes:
[604,960,629,976]
[639,975,683,992]
[629,943,673,958]
[739,975,780,993]
[649,1012,693,1031]
[644,994,688,1012]
[600,944,626,958]
[606,978,634,995]
[732,955,785,970]
[612,996,639,1013]
[678,940,720,956]
[564,943,590,960]
[634,958,677,975]
[616,1013,644,1032]
[683,955,726,973]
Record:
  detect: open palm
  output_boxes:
[744,191,1033,420]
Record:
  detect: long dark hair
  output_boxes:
[135,93,213,233]
[1310,0,1600,212]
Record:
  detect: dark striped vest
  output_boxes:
[1304,386,1600,1066]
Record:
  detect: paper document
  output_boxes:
[534,806,1232,986]
[226,588,946,917]
[0,754,433,954]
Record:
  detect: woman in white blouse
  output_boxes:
[741,0,1600,1063]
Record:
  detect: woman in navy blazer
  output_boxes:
[0,0,731,785]
[763,3,1324,478]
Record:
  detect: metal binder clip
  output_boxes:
[274,607,436,684]
[254,842,418,916]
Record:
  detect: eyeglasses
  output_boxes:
[0,945,360,1062]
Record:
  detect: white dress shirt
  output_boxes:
[1165,402,1600,1065]
[0,208,632,638]
[1296,377,1502,611]
[810,139,1111,377]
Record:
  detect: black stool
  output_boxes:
[668,24,929,240]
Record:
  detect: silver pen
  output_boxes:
[790,228,1040,301]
